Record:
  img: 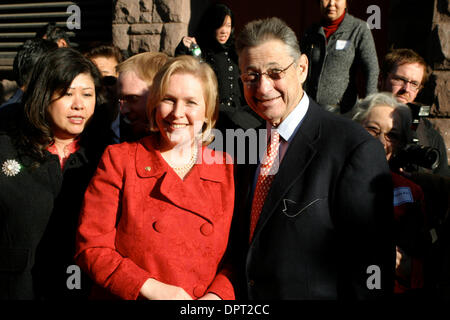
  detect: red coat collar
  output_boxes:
[134,135,230,223]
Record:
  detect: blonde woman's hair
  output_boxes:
[147,55,219,145]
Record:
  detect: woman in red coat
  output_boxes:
[75,55,235,300]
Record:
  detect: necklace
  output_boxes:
[168,142,199,176]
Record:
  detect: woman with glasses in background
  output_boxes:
[353,92,429,298]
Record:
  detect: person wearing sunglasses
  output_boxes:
[231,17,394,300]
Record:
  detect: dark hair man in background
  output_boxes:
[35,22,72,48]
[0,38,57,110]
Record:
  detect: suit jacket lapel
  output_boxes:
[251,101,322,242]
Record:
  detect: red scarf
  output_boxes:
[322,11,346,39]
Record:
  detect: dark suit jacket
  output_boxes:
[230,99,395,300]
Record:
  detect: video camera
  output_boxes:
[389,103,440,172]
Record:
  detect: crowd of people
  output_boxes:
[0,1,449,301]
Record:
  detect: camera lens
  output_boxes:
[393,144,440,171]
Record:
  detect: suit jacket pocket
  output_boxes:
[281,197,327,219]
[0,247,30,272]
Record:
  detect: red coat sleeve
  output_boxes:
[203,151,236,300]
[75,144,151,300]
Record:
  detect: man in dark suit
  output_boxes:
[230,17,395,299]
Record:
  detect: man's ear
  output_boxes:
[57,38,69,48]
[297,53,309,84]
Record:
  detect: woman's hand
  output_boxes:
[198,292,222,300]
[182,36,197,48]
[139,278,193,300]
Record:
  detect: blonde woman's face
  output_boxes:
[155,73,206,150]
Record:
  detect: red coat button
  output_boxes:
[152,221,165,233]
[200,222,213,236]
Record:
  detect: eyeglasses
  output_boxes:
[102,76,117,86]
[364,125,400,142]
[118,94,142,105]
[241,61,295,85]
[389,74,422,92]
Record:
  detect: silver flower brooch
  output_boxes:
[2,159,22,177]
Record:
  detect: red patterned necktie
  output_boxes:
[249,130,280,242]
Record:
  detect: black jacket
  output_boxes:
[0,133,103,300]
[416,118,449,176]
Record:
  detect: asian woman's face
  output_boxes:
[47,73,96,140]
[320,0,347,22]
[215,15,232,44]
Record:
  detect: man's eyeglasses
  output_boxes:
[241,61,295,85]
[118,95,142,105]
[389,74,422,92]
[364,125,400,142]
[102,76,117,86]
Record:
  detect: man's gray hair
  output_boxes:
[235,17,301,61]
